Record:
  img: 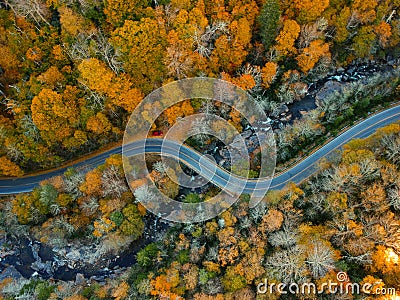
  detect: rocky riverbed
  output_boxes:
[178,58,400,197]
[1,58,399,283]
[0,215,169,283]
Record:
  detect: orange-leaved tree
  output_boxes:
[261,61,278,88]
[296,40,330,73]
[292,0,329,23]
[104,0,150,27]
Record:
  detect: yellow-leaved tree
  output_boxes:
[0,156,24,177]
[31,86,80,144]
[78,58,143,113]
[111,18,168,94]
[274,19,301,57]
[104,0,150,27]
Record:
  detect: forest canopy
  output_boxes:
[0,0,399,175]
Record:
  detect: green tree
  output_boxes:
[38,184,58,213]
[222,266,247,292]
[352,26,376,57]
[120,204,144,238]
[110,211,124,226]
[258,0,281,51]
[136,243,159,267]
[184,193,201,203]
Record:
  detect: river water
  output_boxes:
[0,214,168,281]
[1,58,398,282]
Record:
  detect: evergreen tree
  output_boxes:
[258,0,281,51]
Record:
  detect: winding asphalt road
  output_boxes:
[0,105,399,195]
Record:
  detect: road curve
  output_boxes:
[0,105,399,195]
